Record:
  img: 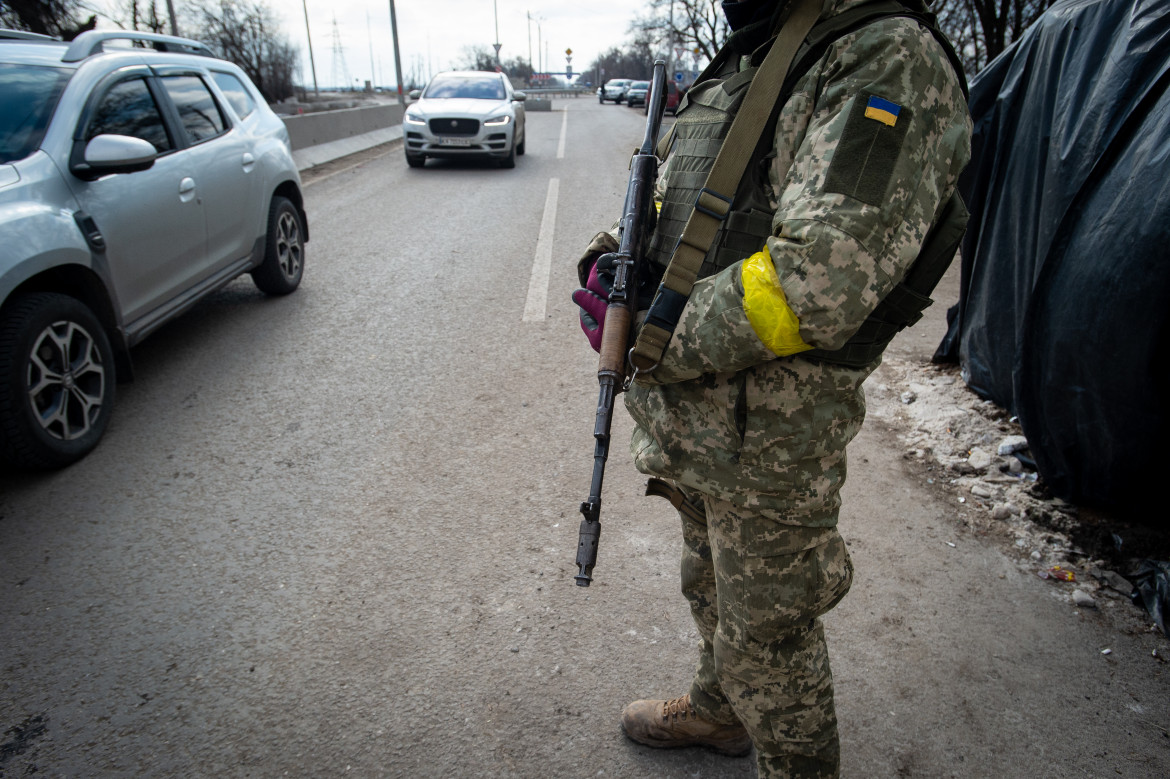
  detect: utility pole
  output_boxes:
[302,0,319,96]
[329,14,350,91]
[165,0,179,36]
[367,10,376,90]
[388,0,406,105]
[668,0,674,84]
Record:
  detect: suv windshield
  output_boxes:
[424,76,505,100]
[0,64,71,164]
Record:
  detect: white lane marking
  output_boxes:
[557,109,567,159]
[523,177,560,322]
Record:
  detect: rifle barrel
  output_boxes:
[574,60,668,588]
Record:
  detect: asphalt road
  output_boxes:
[2,99,1168,778]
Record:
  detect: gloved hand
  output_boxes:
[571,257,615,352]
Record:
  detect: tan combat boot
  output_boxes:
[620,694,752,756]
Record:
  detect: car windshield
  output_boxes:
[0,64,71,164]
[424,76,505,100]
[630,82,650,90]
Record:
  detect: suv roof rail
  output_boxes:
[62,30,211,62]
[0,29,59,41]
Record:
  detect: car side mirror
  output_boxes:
[408,89,421,100]
[513,91,527,102]
[71,134,157,180]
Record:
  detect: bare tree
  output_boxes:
[458,46,499,73]
[186,0,298,102]
[940,0,1060,74]
[632,0,728,65]
[623,0,1059,80]
[108,0,168,33]
[0,0,97,39]
[586,33,659,84]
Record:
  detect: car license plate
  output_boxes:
[439,137,472,147]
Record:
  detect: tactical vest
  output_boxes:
[645,0,969,369]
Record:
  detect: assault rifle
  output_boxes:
[575,61,669,587]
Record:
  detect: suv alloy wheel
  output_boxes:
[0,293,116,468]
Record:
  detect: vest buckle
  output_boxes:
[695,187,733,220]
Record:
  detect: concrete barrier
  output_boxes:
[283,100,555,170]
[283,103,406,171]
[282,103,405,149]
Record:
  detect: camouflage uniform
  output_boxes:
[614,0,972,775]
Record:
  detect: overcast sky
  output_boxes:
[91,1,647,89]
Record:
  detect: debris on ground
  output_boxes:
[1129,560,1170,635]
[868,359,1170,635]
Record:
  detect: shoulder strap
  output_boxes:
[630,0,822,374]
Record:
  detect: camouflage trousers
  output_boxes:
[675,490,854,778]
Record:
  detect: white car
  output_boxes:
[403,71,527,169]
[598,78,632,104]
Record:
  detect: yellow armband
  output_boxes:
[741,246,813,357]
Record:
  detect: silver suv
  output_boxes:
[0,30,308,468]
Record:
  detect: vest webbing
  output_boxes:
[631,0,969,373]
[630,0,823,373]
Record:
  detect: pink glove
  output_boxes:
[571,260,613,352]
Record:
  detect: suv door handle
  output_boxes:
[178,177,196,202]
[242,152,255,172]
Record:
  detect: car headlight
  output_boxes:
[405,112,426,125]
[484,115,512,126]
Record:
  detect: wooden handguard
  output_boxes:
[598,303,633,376]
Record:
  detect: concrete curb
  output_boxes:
[293,125,403,171]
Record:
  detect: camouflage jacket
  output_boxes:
[623,0,972,526]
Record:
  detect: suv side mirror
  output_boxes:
[71,134,157,180]
[513,91,527,102]
[408,89,421,100]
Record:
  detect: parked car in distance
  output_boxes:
[403,71,526,168]
[647,80,684,116]
[0,29,308,469]
[624,80,650,107]
[598,78,632,104]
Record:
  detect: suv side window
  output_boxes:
[210,71,256,119]
[159,75,227,143]
[86,77,173,153]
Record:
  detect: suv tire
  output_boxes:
[0,293,116,469]
[499,140,516,169]
[251,196,305,296]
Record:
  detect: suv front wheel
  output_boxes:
[0,293,116,468]
[251,196,305,296]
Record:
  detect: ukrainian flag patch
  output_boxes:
[864,96,901,127]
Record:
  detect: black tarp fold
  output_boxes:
[937,0,1170,513]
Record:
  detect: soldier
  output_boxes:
[571,0,971,776]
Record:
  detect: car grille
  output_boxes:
[429,117,479,135]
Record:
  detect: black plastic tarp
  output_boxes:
[936,0,1170,513]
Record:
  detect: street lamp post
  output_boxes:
[493,0,501,69]
[527,12,544,76]
[526,11,533,74]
